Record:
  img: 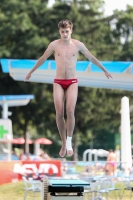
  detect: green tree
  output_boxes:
[114,5,133,61]
[0,0,49,58]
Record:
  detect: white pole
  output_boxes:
[2,102,11,161]
[34,143,40,156]
[7,139,12,161]
[2,102,8,119]
[121,96,132,175]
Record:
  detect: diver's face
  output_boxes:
[59,27,72,40]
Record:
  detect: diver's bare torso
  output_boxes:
[53,39,80,79]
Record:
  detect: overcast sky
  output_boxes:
[48,0,133,15]
[104,0,133,15]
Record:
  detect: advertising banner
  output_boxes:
[0,161,21,185]
[0,160,62,185]
[22,160,61,177]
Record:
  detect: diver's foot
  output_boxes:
[59,146,66,157]
[67,149,73,157]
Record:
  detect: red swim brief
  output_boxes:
[54,78,78,90]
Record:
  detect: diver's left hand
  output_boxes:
[104,71,113,79]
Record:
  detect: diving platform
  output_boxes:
[1,59,133,91]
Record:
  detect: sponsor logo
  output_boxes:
[13,163,59,176]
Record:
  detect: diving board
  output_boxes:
[1,59,133,91]
[42,177,90,200]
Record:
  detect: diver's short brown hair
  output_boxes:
[58,19,73,29]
